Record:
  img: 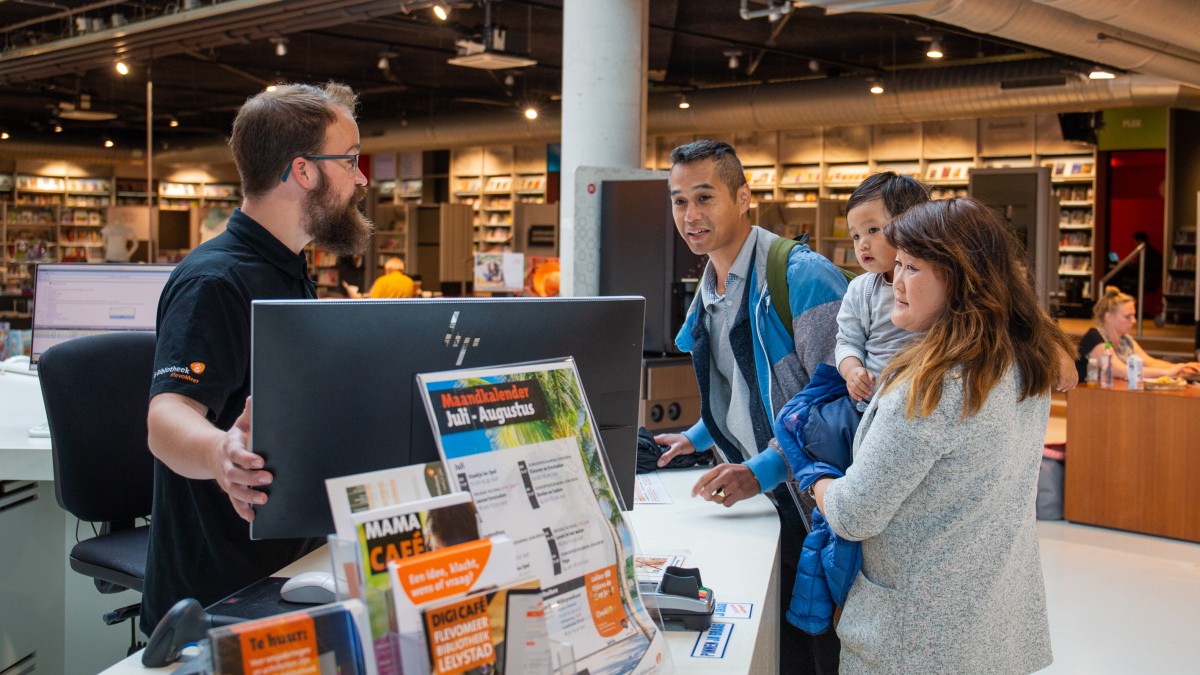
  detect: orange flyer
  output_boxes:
[230,614,319,674]
[423,594,495,675]
[585,565,625,638]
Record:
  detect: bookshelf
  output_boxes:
[451,144,552,254]
[1041,155,1096,312]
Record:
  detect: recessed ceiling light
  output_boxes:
[169,118,179,128]
[1,132,9,140]
[104,139,114,148]
[524,107,538,120]
[869,79,885,95]
[1089,66,1116,80]
[115,60,129,75]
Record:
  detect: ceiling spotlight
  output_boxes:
[377,52,391,71]
[724,49,742,70]
[53,123,63,133]
[678,95,690,109]
[169,118,179,128]
[926,40,943,59]
[524,107,538,120]
[271,37,288,57]
[504,74,515,87]
[115,60,129,75]
[868,78,885,95]
[1089,65,1116,80]
[104,139,114,148]
[0,132,9,140]
[432,1,449,21]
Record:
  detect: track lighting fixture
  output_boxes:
[868,78,885,95]
[0,132,9,140]
[504,73,515,87]
[169,118,179,128]
[1089,65,1115,80]
[104,139,114,148]
[678,95,690,109]
[377,52,391,71]
[916,35,943,60]
[53,123,63,133]
[271,37,288,57]
[524,106,538,120]
[432,0,450,21]
[115,60,129,75]
[724,49,742,70]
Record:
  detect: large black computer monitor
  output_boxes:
[30,262,174,367]
[249,296,646,540]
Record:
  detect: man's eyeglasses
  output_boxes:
[280,154,360,182]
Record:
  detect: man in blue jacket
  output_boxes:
[654,140,847,673]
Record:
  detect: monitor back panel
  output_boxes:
[250,296,645,539]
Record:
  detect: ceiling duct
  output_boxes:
[799,0,1200,90]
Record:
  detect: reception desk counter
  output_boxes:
[1065,381,1200,543]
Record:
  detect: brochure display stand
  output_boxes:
[416,358,670,675]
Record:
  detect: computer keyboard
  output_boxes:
[28,421,50,438]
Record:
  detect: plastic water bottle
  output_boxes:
[1127,353,1144,390]
[1086,357,1099,384]
[1099,343,1114,389]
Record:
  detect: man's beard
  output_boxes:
[303,171,373,255]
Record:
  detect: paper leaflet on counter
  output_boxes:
[416,358,670,675]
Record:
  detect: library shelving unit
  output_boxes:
[1041,155,1096,312]
[779,165,820,205]
[158,180,240,211]
[824,163,870,200]
[451,144,552,254]
[1165,223,1196,324]
[745,166,777,206]
[924,160,974,199]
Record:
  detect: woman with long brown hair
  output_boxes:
[809,198,1067,673]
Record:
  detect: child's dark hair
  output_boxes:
[846,171,931,219]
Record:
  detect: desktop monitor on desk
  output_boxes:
[30,263,174,368]
[249,296,646,540]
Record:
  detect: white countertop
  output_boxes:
[0,367,52,481]
[101,467,781,674]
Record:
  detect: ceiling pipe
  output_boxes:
[798,0,1200,90]
[1030,0,1200,59]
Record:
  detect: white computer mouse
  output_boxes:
[279,571,338,605]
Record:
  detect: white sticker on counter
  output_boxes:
[713,602,753,619]
[691,621,733,659]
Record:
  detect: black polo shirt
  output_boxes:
[141,209,316,634]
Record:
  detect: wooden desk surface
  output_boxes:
[1065,382,1200,542]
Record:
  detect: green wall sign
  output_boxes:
[1097,107,1168,150]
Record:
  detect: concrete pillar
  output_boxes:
[560,0,648,296]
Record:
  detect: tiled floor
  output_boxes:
[1037,521,1200,673]
[1037,409,1200,674]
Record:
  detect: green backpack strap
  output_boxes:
[767,234,856,340]
[768,236,802,339]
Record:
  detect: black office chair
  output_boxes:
[38,331,157,654]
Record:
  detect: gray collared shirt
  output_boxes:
[699,228,761,460]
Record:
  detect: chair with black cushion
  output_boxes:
[38,331,157,654]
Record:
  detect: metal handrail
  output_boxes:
[1098,242,1146,337]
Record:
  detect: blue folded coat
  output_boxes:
[773,362,864,635]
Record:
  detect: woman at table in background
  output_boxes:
[809,198,1068,673]
[1075,286,1200,381]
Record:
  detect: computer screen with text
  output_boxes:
[31,263,174,367]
